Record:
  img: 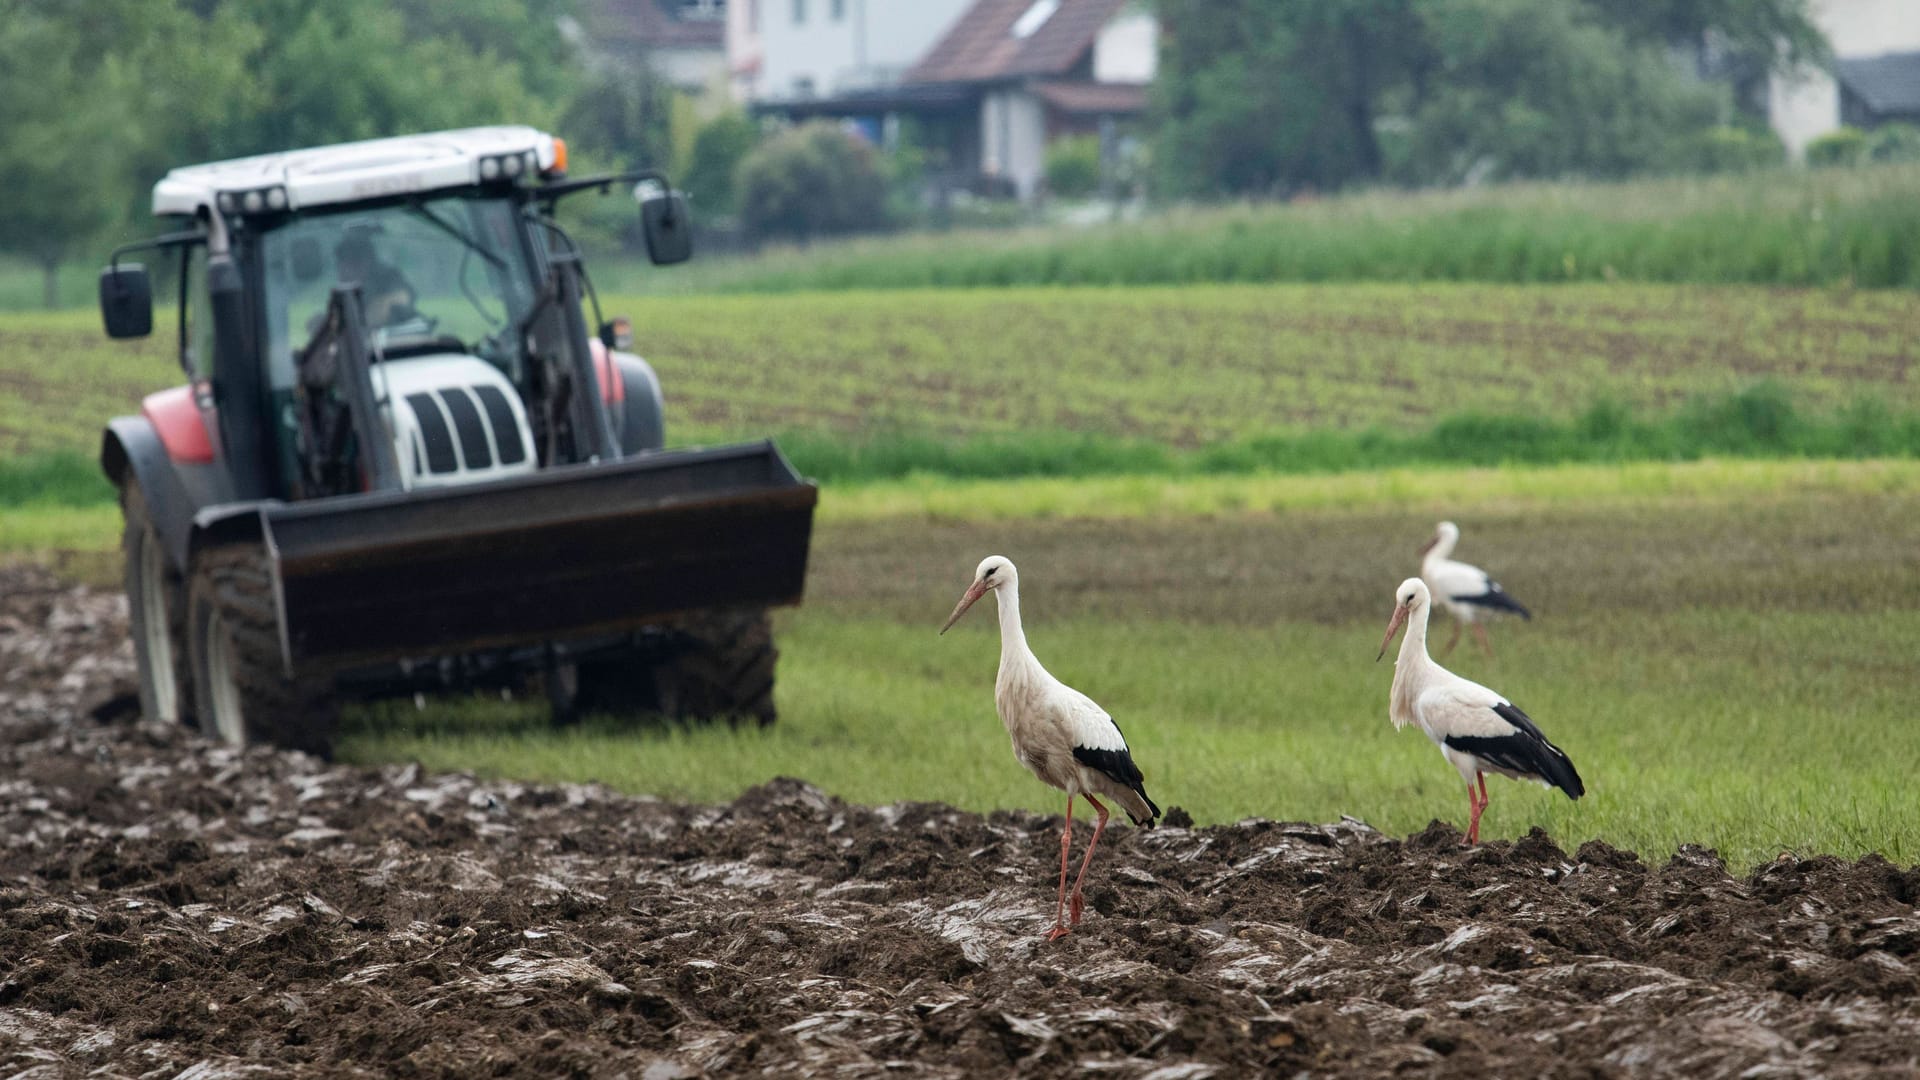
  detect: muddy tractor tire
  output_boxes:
[122,485,193,726]
[187,545,339,756]
[569,607,778,727]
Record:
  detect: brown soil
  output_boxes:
[3,564,1918,1078]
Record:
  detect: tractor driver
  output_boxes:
[334,230,418,327]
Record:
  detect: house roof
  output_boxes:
[1836,51,1920,116]
[1033,79,1147,114]
[906,0,1130,85]
[589,0,726,53]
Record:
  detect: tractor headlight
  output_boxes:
[217,192,237,213]
[265,186,288,210]
[503,154,523,178]
[480,157,501,180]
[242,190,264,213]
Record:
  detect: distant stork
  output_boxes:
[1378,577,1583,845]
[1420,521,1532,657]
[941,555,1160,940]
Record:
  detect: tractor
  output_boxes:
[97,126,816,756]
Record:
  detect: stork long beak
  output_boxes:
[940,580,989,635]
[1376,604,1409,661]
[1417,536,1438,556]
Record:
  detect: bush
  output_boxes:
[1676,126,1785,174]
[1867,122,1920,164]
[735,123,889,243]
[1806,127,1868,167]
[682,113,761,219]
[1044,135,1102,198]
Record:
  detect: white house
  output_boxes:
[753,0,1156,201]
[1770,0,1920,158]
[729,0,974,104]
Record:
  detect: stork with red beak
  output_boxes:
[941,555,1160,940]
[1419,521,1532,658]
[1378,577,1583,844]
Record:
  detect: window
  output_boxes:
[792,0,805,24]
[831,0,845,19]
[260,198,537,391]
[182,245,211,379]
[1011,0,1059,38]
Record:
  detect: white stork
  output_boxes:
[1377,578,1583,845]
[941,555,1160,941]
[1420,521,1532,658]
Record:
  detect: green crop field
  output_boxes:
[7,284,1916,462]
[593,283,1920,448]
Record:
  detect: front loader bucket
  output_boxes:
[196,441,816,674]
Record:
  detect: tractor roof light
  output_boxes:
[480,157,501,181]
[217,185,289,216]
[545,138,568,178]
[502,153,523,178]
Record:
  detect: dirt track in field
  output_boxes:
[4,564,1919,1078]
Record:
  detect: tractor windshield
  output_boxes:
[259,196,538,391]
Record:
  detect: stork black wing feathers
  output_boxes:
[1444,703,1584,799]
[1450,581,1533,620]
[1071,744,1162,826]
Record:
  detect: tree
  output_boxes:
[1149,0,1828,196]
[0,0,256,307]
[560,63,678,175]
[1401,0,1724,184]
[681,114,762,218]
[215,0,560,156]
[736,124,888,243]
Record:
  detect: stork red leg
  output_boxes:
[1067,795,1110,927]
[1047,796,1074,941]
[1472,623,1494,659]
[1443,620,1462,657]
[1464,771,1488,845]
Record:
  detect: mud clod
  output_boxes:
[2,563,1918,1076]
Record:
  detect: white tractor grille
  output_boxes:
[373,356,537,489]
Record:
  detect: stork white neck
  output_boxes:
[993,577,1036,674]
[1390,592,1436,730]
[1425,526,1459,566]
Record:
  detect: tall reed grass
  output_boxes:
[624,165,1920,294]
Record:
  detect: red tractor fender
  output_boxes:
[142,385,215,464]
[589,339,626,406]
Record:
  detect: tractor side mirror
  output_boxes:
[99,263,153,339]
[640,192,693,266]
[290,236,325,283]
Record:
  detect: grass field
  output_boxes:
[13,462,1914,868]
[599,163,1920,294]
[333,471,1919,870]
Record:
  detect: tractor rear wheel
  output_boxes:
[187,545,339,756]
[570,607,779,727]
[122,485,192,726]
